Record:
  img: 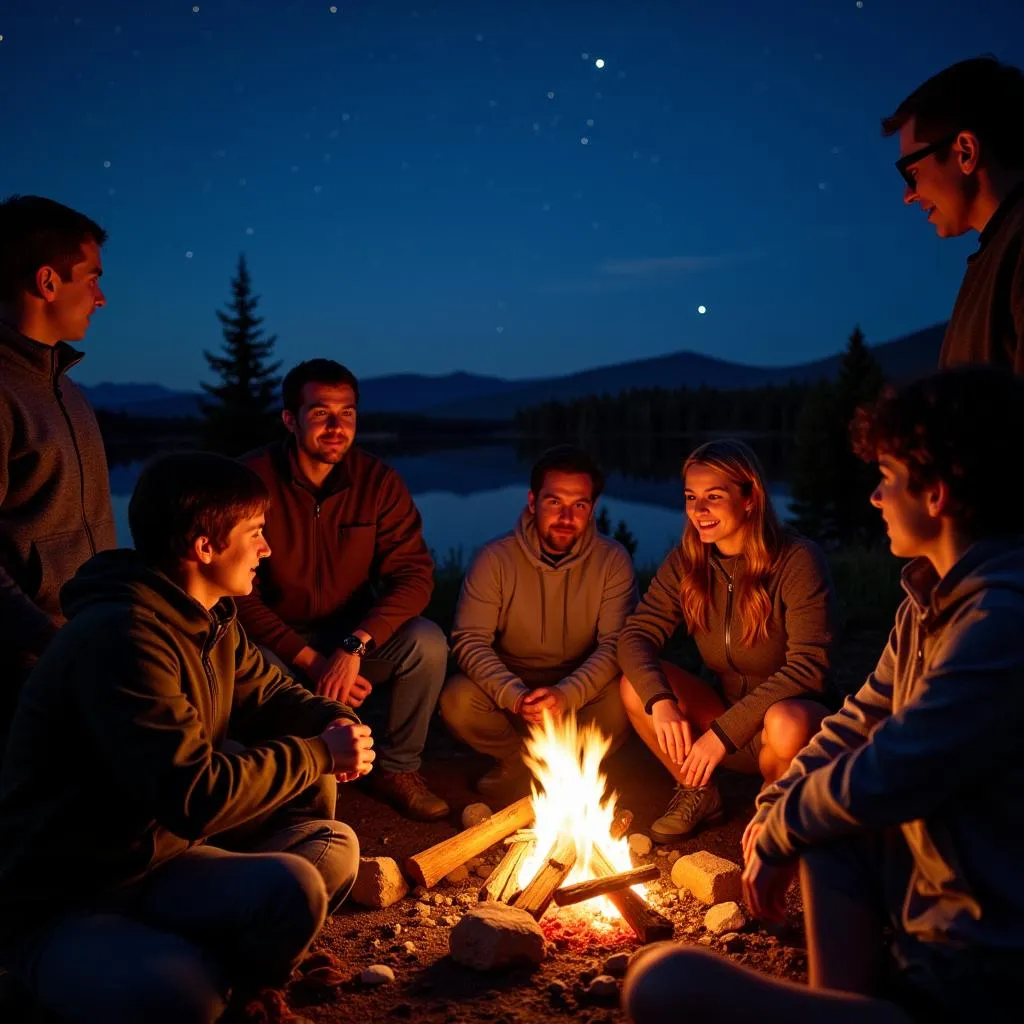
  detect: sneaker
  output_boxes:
[476,757,532,803]
[366,770,450,821]
[649,783,724,843]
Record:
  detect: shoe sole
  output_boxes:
[649,807,726,844]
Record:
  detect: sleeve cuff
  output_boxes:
[644,692,678,714]
[708,719,737,755]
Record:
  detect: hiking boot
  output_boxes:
[649,783,724,843]
[366,770,450,821]
[476,757,533,803]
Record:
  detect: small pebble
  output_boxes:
[432,893,445,905]
[444,865,469,884]
[461,803,493,828]
[627,833,652,856]
[360,964,395,986]
[587,975,619,1001]
[403,941,417,954]
[547,980,568,1000]
[420,918,437,928]
[603,951,630,977]
[381,922,402,938]
[666,850,682,865]
[474,864,492,878]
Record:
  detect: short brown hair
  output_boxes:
[881,56,1024,168]
[0,195,107,302]
[129,452,269,566]
[851,366,1024,538]
[530,445,605,500]
[281,359,360,413]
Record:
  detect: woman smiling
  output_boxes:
[618,439,838,843]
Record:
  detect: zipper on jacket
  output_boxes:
[313,501,322,619]
[52,363,96,556]
[714,557,746,688]
[201,622,226,717]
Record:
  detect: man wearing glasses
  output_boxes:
[882,56,1024,371]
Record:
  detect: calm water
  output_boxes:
[109,443,794,569]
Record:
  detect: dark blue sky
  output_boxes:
[3,0,1023,390]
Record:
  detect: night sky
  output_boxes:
[3,0,1023,391]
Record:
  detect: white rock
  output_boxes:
[628,833,653,856]
[449,903,546,971]
[350,857,409,909]
[461,803,493,828]
[704,901,747,936]
[360,964,395,986]
[403,941,417,954]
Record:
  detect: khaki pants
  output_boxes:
[440,672,631,762]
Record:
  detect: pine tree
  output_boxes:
[200,255,282,455]
[789,325,886,545]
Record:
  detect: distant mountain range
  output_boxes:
[81,323,945,421]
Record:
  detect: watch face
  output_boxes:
[342,635,363,655]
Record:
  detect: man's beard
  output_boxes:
[540,526,579,553]
[304,437,350,464]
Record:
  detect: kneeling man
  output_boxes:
[0,452,372,1024]
[442,446,637,800]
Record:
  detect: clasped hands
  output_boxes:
[514,686,569,724]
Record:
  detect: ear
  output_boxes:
[35,265,60,303]
[955,130,981,175]
[191,534,216,566]
[926,479,951,519]
[527,490,536,515]
[281,409,297,433]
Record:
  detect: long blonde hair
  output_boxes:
[679,439,785,645]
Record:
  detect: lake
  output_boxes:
[108,441,794,569]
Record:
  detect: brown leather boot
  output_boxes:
[476,757,533,803]
[366,770,450,821]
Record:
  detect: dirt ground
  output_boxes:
[295,629,884,1023]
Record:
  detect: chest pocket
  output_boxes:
[336,522,377,574]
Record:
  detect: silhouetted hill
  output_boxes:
[80,324,945,421]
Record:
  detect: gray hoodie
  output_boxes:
[754,539,1024,949]
[451,509,637,712]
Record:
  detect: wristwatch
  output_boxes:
[340,634,370,658]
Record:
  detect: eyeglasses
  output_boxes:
[895,131,959,188]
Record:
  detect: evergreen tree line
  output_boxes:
[199,258,888,548]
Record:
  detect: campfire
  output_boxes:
[406,713,673,944]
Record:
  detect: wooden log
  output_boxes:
[502,829,538,846]
[590,844,674,942]
[479,839,536,903]
[405,796,535,889]
[512,837,577,920]
[553,863,660,907]
[610,808,633,841]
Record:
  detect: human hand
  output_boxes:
[742,848,798,925]
[320,721,375,779]
[317,648,362,704]
[741,818,764,866]
[650,699,693,766]
[680,728,727,787]
[345,675,373,709]
[520,687,569,724]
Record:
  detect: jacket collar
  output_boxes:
[973,180,1024,257]
[271,437,354,497]
[0,319,84,380]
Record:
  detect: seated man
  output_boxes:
[0,452,373,1024]
[238,359,449,821]
[442,445,637,800]
[623,366,1024,1022]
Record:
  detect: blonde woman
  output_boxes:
[618,439,837,842]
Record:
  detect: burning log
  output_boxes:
[609,808,634,841]
[553,863,660,907]
[502,829,537,845]
[405,796,534,889]
[479,839,536,903]
[589,845,674,943]
[512,837,577,920]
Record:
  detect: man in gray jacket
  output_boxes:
[624,366,1024,1022]
[0,196,116,751]
[441,446,637,801]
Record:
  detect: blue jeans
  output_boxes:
[265,616,449,774]
[5,777,358,1023]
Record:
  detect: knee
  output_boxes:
[763,701,818,761]
[319,820,360,911]
[622,943,730,1020]
[439,674,480,729]
[265,853,329,943]
[619,675,644,716]
[404,617,449,665]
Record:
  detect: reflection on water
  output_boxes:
[108,441,793,569]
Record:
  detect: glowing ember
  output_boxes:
[517,713,644,924]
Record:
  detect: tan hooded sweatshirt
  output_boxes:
[451,508,637,712]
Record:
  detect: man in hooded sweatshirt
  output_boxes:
[0,452,373,1024]
[442,445,638,800]
[623,366,1024,1022]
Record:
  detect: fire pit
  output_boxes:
[406,714,673,944]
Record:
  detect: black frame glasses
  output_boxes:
[895,131,960,188]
